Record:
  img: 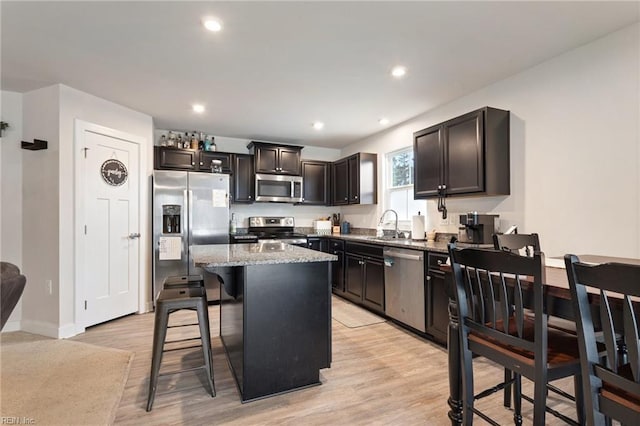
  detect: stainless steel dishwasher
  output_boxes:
[383,247,426,332]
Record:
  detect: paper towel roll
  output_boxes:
[411,215,425,240]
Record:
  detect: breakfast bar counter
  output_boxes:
[192,243,336,402]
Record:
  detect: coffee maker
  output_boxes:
[458,212,499,244]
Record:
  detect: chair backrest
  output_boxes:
[448,244,547,363]
[565,254,640,425]
[493,233,541,257]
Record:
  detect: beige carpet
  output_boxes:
[1,331,133,425]
[332,296,386,328]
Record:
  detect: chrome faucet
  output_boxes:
[379,209,400,238]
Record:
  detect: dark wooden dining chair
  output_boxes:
[565,254,640,425]
[449,244,583,425]
[493,232,540,257]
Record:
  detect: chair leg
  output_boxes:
[504,368,513,408]
[573,373,585,426]
[533,372,547,425]
[196,298,215,397]
[460,343,474,426]
[147,304,169,411]
[513,373,522,426]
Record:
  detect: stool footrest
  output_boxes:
[167,322,199,328]
[163,344,202,353]
[158,365,206,377]
[164,336,201,345]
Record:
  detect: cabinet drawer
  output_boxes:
[328,239,344,251]
[345,242,383,258]
[428,252,449,271]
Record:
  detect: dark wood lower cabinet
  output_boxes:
[343,242,384,314]
[362,257,384,313]
[326,239,345,294]
[426,252,449,344]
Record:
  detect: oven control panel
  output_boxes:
[249,216,295,228]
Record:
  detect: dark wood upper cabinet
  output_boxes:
[154,147,231,174]
[331,153,377,206]
[299,160,330,205]
[413,106,510,199]
[199,151,232,173]
[248,142,302,175]
[231,154,254,204]
[331,159,349,205]
[154,146,198,171]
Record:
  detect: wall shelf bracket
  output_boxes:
[21,139,48,150]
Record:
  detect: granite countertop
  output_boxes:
[191,243,337,268]
[305,233,491,253]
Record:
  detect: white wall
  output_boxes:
[1,91,24,331]
[59,85,154,334]
[21,85,60,335]
[19,84,154,338]
[342,23,640,258]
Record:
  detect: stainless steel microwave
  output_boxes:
[255,173,303,203]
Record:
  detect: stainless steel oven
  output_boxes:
[248,216,308,246]
[255,173,303,203]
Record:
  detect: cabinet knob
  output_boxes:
[192,162,195,165]
[200,162,203,166]
[354,195,358,199]
[426,276,431,281]
[248,195,252,199]
[344,197,347,201]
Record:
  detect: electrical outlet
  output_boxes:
[46,279,53,295]
[439,214,450,226]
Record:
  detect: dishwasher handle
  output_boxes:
[383,249,423,261]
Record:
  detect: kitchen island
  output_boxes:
[191,242,337,402]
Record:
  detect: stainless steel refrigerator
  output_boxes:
[152,170,230,302]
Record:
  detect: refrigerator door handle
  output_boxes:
[184,189,189,255]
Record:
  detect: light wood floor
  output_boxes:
[72,297,577,425]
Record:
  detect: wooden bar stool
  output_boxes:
[146,286,215,411]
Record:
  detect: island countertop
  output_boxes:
[191,242,337,268]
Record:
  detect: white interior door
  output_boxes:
[80,126,140,327]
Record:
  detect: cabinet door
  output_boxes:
[300,161,329,205]
[344,254,363,303]
[199,152,231,173]
[307,238,322,251]
[426,271,448,344]
[332,159,349,205]
[155,147,197,171]
[278,148,301,175]
[232,154,254,203]
[413,126,442,198]
[255,146,279,173]
[362,258,385,313]
[348,155,360,204]
[331,250,345,293]
[444,110,484,195]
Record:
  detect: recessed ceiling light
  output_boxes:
[391,66,407,78]
[312,121,324,130]
[192,104,205,113]
[379,118,390,126]
[203,18,222,32]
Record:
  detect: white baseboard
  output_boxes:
[142,301,153,313]
[20,319,59,338]
[58,323,82,338]
[1,320,21,332]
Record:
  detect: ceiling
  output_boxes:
[2,1,638,149]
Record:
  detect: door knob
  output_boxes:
[128,233,141,239]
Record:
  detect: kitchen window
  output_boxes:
[385,147,424,223]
